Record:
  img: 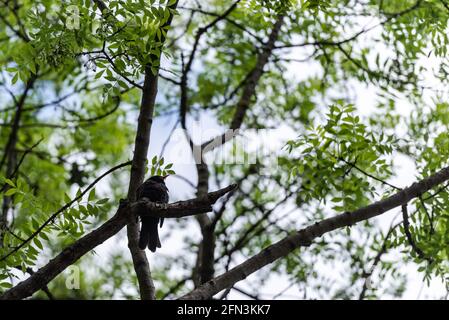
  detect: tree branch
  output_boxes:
[120,0,178,301]
[0,185,235,300]
[190,12,285,287]
[401,204,429,261]
[14,266,54,300]
[201,14,285,153]
[180,164,449,299]
[0,203,129,300]
[134,184,237,219]
[359,220,396,300]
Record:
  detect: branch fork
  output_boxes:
[132,184,238,219]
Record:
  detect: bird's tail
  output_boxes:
[148,222,161,252]
[138,221,150,250]
[139,218,161,252]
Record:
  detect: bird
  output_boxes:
[137,175,169,252]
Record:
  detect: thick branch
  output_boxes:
[0,76,36,171]
[180,165,449,299]
[359,221,396,300]
[125,70,159,301]
[14,266,54,300]
[92,0,109,14]
[134,184,237,219]
[124,0,179,300]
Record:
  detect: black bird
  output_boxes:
[137,175,169,252]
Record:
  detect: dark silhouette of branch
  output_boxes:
[180,164,449,299]
[92,0,109,14]
[0,76,36,172]
[275,0,422,49]
[100,51,144,90]
[359,220,397,300]
[61,97,122,124]
[0,75,37,245]
[161,276,190,300]
[14,266,54,300]
[232,286,260,299]
[217,190,294,268]
[339,157,401,190]
[401,204,429,261]
[0,79,92,113]
[178,5,263,44]
[0,5,30,42]
[134,184,237,218]
[0,202,129,300]
[0,139,43,193]
[124,0,179,300]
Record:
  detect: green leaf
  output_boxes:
[11,73,19,84]
[40,232,49,241]
[5,188,17,196]
[88,204,99,215]
[76,188,82,202]
[33,238,43,250]
[88,189,96,202]
[64,193,71,203]
[96,198,109,205]
[31,218,40,229]
[4,179,15,187]
[95,69,105,79]
[79,205,88,215]
[0,282,12,289]
[27,245,38,256]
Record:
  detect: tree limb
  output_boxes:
[180,165,449,299]
[0,185,236,300]
[122,0,179,300]
[201,14,285,153]
[134,184,237,219]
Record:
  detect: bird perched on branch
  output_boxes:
[137,175,169,252]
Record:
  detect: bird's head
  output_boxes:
[147,175,169,184]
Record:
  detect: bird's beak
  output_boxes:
[162,174,169,180]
